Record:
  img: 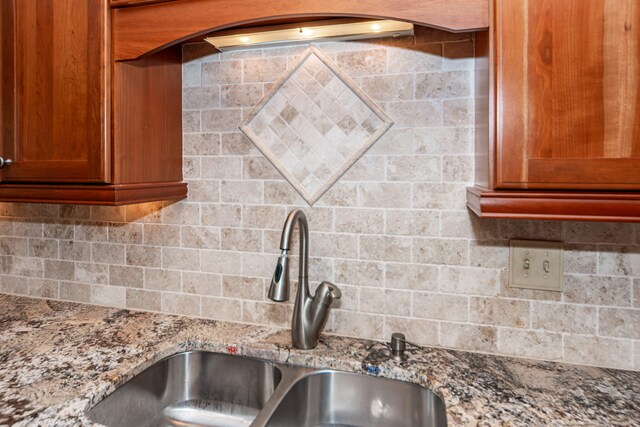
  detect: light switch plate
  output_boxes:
[509,240,563,292]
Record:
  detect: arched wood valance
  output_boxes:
[112,0,488,60]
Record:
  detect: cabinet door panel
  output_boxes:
[1,0,110,183]
[496,0,640,189]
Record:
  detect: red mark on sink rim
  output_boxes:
[226,345,238,355]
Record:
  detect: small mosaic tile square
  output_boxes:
[240,46,393,205]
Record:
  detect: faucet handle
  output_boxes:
[324,281,342,300]
[314,281,341,306]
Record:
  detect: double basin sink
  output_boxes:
[87,351,447,427]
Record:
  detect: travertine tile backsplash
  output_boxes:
[1,27,639,371]
[239,46,392,204]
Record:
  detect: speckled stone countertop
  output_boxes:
[0,295,638,426]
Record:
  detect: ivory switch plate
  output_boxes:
[509,240,563,291]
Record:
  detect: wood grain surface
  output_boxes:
[111,0,489,60]
[0,182,187,205]
[494,0,640,189]
[112,46,183,184]
[1,0,110,183]
[467,186,640,222]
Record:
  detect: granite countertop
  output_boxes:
[0,295,638,426]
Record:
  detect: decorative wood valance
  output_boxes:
[111,0,488,60]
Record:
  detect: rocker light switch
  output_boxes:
[509,240,563,292]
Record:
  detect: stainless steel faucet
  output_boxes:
[269,209,341,349]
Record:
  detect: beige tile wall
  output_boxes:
[1,27,639,371]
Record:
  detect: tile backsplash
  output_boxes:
[1,27,639,371]
[239,46,392,205]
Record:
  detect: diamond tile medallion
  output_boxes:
[239,46,393,205]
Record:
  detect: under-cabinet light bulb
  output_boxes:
[300,28,314,37]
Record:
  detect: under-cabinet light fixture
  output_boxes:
[205,19,414,51]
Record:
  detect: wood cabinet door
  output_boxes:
[0,0,110,183]
[495,0,640,190]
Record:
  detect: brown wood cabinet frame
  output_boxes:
[0,0,186,205]
[470,0,640,222]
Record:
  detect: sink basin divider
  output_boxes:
[249,364,315,426]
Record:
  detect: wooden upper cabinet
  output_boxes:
[470,0,640,221]
[0,0,186,204]
[1,0,110,183]
[495,0,640,190]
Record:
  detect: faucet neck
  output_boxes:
[280,209,309,293]
[270,208,341,350]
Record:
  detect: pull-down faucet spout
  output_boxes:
[268,209,341,349]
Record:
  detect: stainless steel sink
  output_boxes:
[263,370,447,427]
[87,351,447,427]
[87,351,282,427]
